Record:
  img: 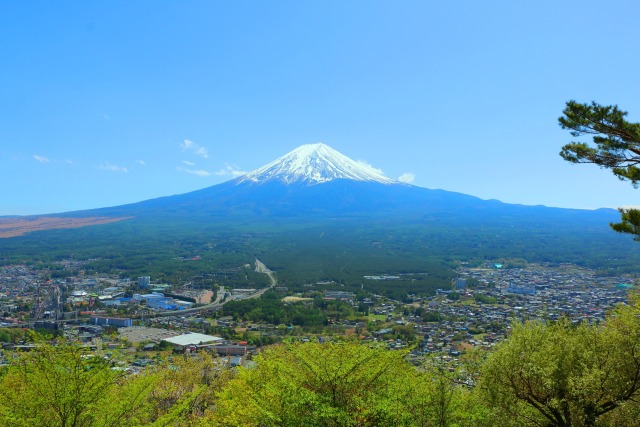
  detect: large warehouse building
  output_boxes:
[161,332,224,350]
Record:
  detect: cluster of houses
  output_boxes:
[403,264,633,365]
[2,259,636,375]
[0,265,38,317]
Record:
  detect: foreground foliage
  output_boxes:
[212,341,480,427]
[1,294,639,426]
[0,345,147,427]
[0,347,231,427]
[481,297,640,426]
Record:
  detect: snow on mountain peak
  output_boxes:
[238,143,396,185]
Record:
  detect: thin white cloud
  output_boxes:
[177,166,211,177]
[225,163,246,176]
[102,114,110,121]
[215,163,246,177]
[100,162,128,173]
[356,159,384,175]
[177,162,246,178]
[65,159,74,165]
[398,172,415,184]
[137,160,146,166]
[180,139,208,158]
[34,154,50,163]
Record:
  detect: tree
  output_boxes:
[559,100,640,239]
[401,362,490,427]
[214,340,419,426]
[480,294,640,427]
[0,343,153,427]
[137,351,232,426]
[212,339,489,427]
[0,343,232,427]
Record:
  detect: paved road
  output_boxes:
[254,258,277,288]
[139,259,276,318]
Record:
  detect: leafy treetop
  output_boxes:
[559,101,640,239]
[559,100,640,186]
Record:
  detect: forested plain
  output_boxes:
[1,210,638,300]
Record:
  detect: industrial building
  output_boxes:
[90,316,133,328]
[161,332,224,351]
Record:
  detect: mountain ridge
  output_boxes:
[51,143,617,220]
[1,143,638,279]
[0,143,624,251]
[4,143,618,220]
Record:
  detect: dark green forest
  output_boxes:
[1,212,638,297]
[221,291,362,330]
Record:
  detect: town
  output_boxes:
[1,257,634,372]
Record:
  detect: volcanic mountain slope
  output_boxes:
[1,142,622,230]
[1,143,638,279]
[83,142,617,227]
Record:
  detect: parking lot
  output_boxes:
[118,326,179,343]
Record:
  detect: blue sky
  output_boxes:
[1,1,639,215]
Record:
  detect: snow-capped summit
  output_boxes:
[238,143,396,185]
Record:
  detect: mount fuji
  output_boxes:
[26,142,609,230]
[80,142,612,225]
[3,143,636,277]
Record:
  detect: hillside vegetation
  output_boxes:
[1,293,639,427]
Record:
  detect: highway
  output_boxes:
[135,258,277,318]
